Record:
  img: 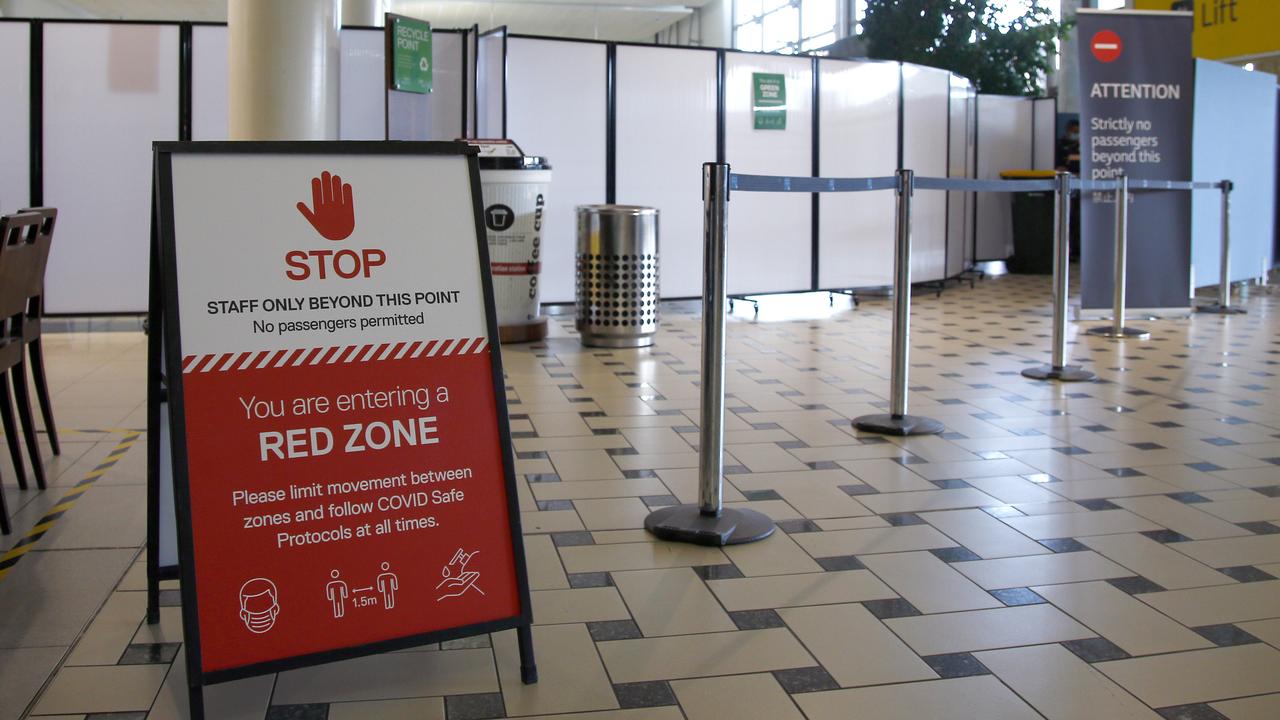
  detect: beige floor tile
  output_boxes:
[1237,618,1280,649]
[1172,535,1280,568]
[494,624,619,717]
[768,484,874,519]
[529,412,593,438]
[724,442,809,472]
[965,475,1065,505]
[1001,508,1163,540]
[619,426,695,454]
[598,628,815,683]
[1097,644,1280,708]
[860,551,1001,613]
[1197,497,1280,524]
[573,498,652,531]
[884,603,1095,655]
[0,646,67,720]
[921,508,1052,559]
[520,510,585,534]
[1013,501,1092,515]
[1078,533,1234,590]
[558,541,728,574]
[813,516,892,530]
[591,529,657,544]
[1033,581,1213,656]
[524,534,570,590]
[64,590,146,665]
[859,488,1004,515]
[795,676,1041,720]
[708,569,896,611]
[531,478,670,501]
[1046,476,1181,501]
[671,673,805,720]
[273,648,497,703]
[955,550,1133,589]
[1211,693,1280,720]
[147,659,275,720]
[1112,496,1252,541]
[722,530,823,576]
[657,468,746,505]
[513,710,684,720]
[532,587,631,625]
[835,459,937,492]
[1137,580,1280,626]
[792,524,957,558]
[906,458,1041,482]
[326,698,446,720]
[548,449,624,481]
[31,665,169,715]
[975,644,1161,720]
[780,603,936,687]
[612,568,735,636]
[722,498,808,523]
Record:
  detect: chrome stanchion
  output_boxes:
[1087,174,1149,339]
[1197,180,1246,315]
[853,169,943,436]
[1023,172,1095,382]
[644,162,774,546]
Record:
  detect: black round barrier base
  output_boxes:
[644,505,775,546]
[1021,364,1096,382]
[853,413,944,437]
[1085,326,1151,340]
[1195,304,1247,315]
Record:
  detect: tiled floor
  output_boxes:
[3,271,1280,720]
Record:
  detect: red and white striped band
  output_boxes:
[181,337,489,374]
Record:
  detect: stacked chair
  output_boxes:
[0,208,59,534]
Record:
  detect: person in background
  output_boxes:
[1057,119,1081,175]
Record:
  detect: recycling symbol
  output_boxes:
[419,57,430,72]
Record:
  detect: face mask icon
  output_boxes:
[239,578,280,634]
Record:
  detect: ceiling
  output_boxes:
[1,0,699,41]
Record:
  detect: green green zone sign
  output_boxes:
[392,16,432,94]
[753,72,786,130]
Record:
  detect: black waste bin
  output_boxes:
[1002,170,1056,274]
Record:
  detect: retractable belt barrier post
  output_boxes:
[1022,172,1095,383]
[643,162,776,547]
[1087,174,1151,340]
[1197,180,1246,315]
[851,170,944,437]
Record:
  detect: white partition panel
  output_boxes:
[1192,60,1277,285]
[506,37,606,302]
[965,85,977,269]
[1032,97,1056,171]
[975,94,1032,260]
[476,29,505,138]
[340,28,385,139]
[44,23,178,314]
[191,25,226,140]
[616,45,717,299]
[466,28,476,136]
[946,75,972,278]
[0,22,30,214]
[817,59,897,289]
[902,64,949,283]
[387,30,464,141]
[724,52,812,295]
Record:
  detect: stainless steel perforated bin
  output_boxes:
[575,205,660,348]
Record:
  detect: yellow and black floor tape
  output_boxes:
[0,430,143,582]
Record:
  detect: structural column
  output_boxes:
[341,0,386,27]
[228,0,340,140]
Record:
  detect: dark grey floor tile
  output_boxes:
[1061,637,1130,663]
[883,513,925,527]
[1191,623,1261,647]
[989,587,1046,606]
[588,620,643,641]
[117,642,181,665]
[773,666,840,694]
[446,693,506,720]
[776,519,822,534]
[691,564,744,581]
[568,572,613,588]
[930,546,982,563]
[1078,499,1121,511]
[613,681,677,709]
[1040,538,1089,553]
[1218,565,1276,583]
[1141,529,1193,544]
[1107,576,1166,595]
[641,494,679,508]
[1237,521,1280,535]
[551,531,595,547]
[729,609,786,630]
[158,589,182,607]
[1155,703,1230,720]
[839,484,878,496]
[922,652,991,679]
[742,489,782,501]
[862,598,921,619]
[815,555,866,572]
[264,705,329,720]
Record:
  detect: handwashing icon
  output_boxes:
[436,548,484,601]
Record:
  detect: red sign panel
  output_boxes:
[158,145,528,679]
